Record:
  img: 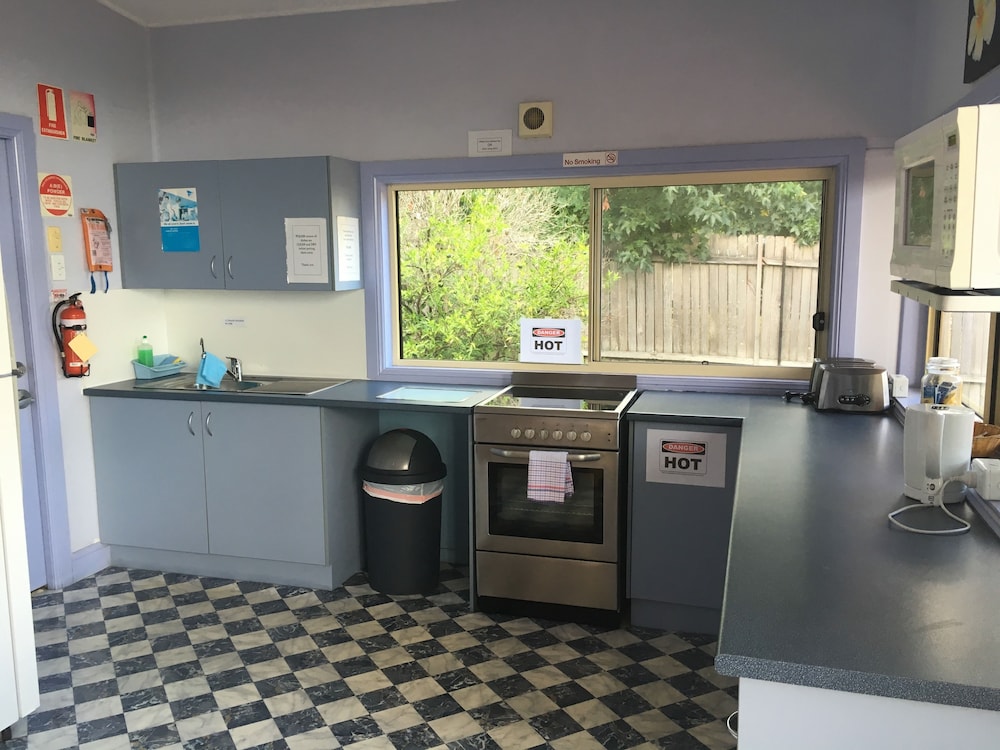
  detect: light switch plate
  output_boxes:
[50,253,66,281]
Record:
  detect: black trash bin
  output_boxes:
[362,429,447,595]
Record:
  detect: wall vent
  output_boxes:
[518,101,553,138]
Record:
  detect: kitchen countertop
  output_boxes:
[630,390,1000,712]
[83,378,504,414]
[87,381,1000,710]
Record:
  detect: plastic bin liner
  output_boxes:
[363,480,444,504]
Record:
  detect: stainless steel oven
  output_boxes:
[473,373,636,621]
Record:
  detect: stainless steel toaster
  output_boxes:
[815,364,890,413]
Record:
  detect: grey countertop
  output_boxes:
[83,378,504,414]
[87,382,1000,710]
[631,390,1000,711]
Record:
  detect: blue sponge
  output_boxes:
[195,352,228,388]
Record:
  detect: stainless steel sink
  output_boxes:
[133,374,345,396]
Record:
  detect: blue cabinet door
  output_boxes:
[114,161,225,289]
[91,398,209,553]
[202,403,327,564]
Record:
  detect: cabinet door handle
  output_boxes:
[226,257,234,280]
[205,411,213,437]
[210,255,218,279]
[187,411,196,436]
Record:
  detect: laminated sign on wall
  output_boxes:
[159,188,200,252]
[519,318,583,364]
[645,429,728,488]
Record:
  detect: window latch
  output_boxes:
[812,311,826,332]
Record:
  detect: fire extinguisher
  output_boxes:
[52,293,91,378]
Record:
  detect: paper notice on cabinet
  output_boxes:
[336,216,361,283]
[285,218,329,284]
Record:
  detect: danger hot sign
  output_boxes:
[38,173,74,217]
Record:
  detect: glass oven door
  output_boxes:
[474,443,619,562]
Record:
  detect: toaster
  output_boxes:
[808,357,875,394]
[814,364,890,413]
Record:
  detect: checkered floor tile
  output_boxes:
[8,566,738,749]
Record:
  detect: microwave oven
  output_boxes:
[890,104,1000,290]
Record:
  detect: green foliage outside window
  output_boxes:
[395,179,823,361]
[396,188,588,361]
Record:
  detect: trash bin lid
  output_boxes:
[363,428,447,483]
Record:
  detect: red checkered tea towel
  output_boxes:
[527,450,574,503]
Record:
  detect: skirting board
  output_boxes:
[71,542,111,584]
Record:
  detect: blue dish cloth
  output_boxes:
[195,352,228,388]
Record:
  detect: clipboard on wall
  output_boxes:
[80,207,113,293]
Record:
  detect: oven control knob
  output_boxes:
[566,430,577,441]
[510,428,521,438]
[539,429,549,439]
[581,431,592,442]
[524,429,535,439]
[552,430,563,440]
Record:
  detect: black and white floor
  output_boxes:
[10,566,738,749]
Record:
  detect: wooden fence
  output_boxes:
[601,234,819,367]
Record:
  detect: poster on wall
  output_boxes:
[38,173,74,217]
[70,91,97,143]
[519,318,583,364]
[964,0,1000,83]
[644,428,728,488]
[159,188,200,252]
[36,83,67,139]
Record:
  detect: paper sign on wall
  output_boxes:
[70,91,97,143]
[159,188,200,252]
[645,428,728,487]
[336,216,360,283]
[519,318,583,364]
[38,173,74,217]
[36,84,67,139]
[285,218,330,284]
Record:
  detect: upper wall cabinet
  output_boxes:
[114,156,361,291]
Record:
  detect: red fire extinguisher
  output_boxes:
[52,293,91,378]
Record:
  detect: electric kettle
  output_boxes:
[903,403,975,504]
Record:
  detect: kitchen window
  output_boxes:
[362,140,866,386]
[390,170,832,378]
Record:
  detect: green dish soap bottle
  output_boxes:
[137,336,154,367]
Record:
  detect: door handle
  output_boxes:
[488,448,602,462]
[226,257,234,280]
[17,389,34,409]
[187,411,197,436]
[2,361,26,379]
[210,255,218,279]
[205,411,213,437]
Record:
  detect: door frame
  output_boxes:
[1,112,72,589]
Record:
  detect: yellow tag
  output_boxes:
[46,226,62,252]
[67,333,98,362]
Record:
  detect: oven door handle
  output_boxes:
[489,448,603,462]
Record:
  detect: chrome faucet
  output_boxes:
[226,356,243,382]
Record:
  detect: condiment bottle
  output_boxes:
[137,335,154,367]
[920,357,962,405]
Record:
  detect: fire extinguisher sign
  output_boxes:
[645,429,727,487]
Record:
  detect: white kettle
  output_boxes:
[903,403,975,504]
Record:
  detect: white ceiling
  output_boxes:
[96,0,460,28]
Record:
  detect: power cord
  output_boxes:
[887,472,977,536]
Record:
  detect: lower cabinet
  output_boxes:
[91,397,328,564]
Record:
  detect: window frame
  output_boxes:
[361,139,867,392]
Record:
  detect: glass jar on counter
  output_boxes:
[920,357,962,405]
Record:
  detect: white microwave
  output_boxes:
[890,104,1000,290]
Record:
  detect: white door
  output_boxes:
[0,135,46,590]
